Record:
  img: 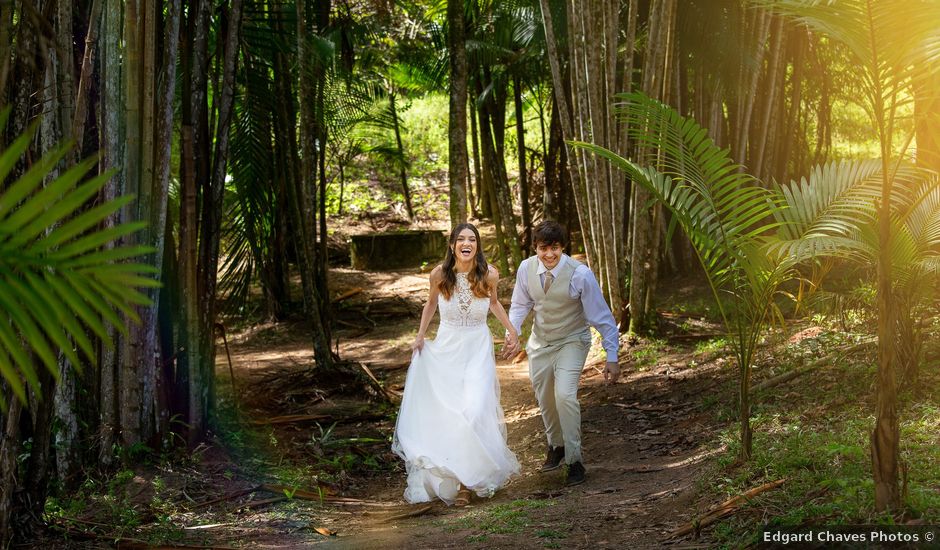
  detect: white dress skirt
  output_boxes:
[392,273,520,504]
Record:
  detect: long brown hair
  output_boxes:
[438,223,491,300]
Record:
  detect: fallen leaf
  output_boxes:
[314,527,337,536]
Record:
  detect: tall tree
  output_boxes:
[629,0,675,333]
[197,0,243,434]
[447,0,468,224]
[296,0,335,368]
[541,0,630,314]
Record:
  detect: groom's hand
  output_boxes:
[603,361,621,384]
[501,340,521,360]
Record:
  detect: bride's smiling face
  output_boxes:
[453,228,478,262]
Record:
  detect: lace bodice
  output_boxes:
[439,272,490,327]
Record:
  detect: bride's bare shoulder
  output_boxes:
[429,264,444,281]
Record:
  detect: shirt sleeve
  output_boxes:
[573,265,620,362]
[508,259,533,334]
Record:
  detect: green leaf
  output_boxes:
[48,221,149,260]
[0,266,82,370]
[0,275,60,372]
[6,158,106,249]
[21,269,95,363]
[44,269,113,344]
[59,245,155,268]
[28,190,133,253]
[0,148,88,236]
[60,270,129,330]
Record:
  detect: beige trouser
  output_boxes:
[527,330,591,465]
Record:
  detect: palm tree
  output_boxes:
[755,0,940,513]
[771,159,940,389]
[572,91,795,460]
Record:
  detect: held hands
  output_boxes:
[500,331,521,360]
[603,361,621,384]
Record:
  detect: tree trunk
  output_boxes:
[0,0,13,106]
[389,90,414,221]
[197,0,243,432]
[731,6,772,166]
[0,393,22,545]
[779,29,805,181]
[295,0,334,368]
[146,0,181,442]
[751,16,784,182]
[23,370,56,536]
[98,0,124,467]
[543,94,562,222]
[873,219,900,511]
[629,0,675,333]
[54,355,79,487]
[477,90,510,273]
[513,74,532,251]
[137,0,157,440]
[119,0,144,446]
[447,0,468,224]
[873,65,900,516]
[71,0,102,152]
[469,98,487,218]
[542,0,626,314]
[478,73,522,270]
[180,0,210,445]
[47,0,79,489]
[539,0,582,242]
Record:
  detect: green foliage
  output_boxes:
[394,94,450,174]
[695,337,729,357]
[571,91,800,456]
[573,87,940,461]
[448,499,555,539]
[0,110,157,406]
[706,354,940,547]
[630,338,667,369]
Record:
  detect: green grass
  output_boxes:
[704,347,940,548]
[695,337,728,356]
[443,499,556,542]
[630,338,667,369]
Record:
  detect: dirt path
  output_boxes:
[213,267,728,549]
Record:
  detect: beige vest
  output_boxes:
[527,256,588,351]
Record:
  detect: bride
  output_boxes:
[392,223,521,506]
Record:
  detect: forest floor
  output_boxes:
[40,261,940,549]
[195,266,733,549]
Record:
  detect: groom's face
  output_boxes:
[536,242,563,270]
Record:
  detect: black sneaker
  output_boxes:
[565,462,586,486]
[540,445,565,472]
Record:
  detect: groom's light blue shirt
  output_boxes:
[508,254,619,362]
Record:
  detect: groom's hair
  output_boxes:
[532,221,566,248]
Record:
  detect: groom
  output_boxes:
[502,221,620,486]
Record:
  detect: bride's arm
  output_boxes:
[412,266,441,353]
[487,266,518,348]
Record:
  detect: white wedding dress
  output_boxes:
[392,272,520,504]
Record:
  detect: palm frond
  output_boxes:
[0,113,155,407]
[610,91,785,291]
[769,159,883,259]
